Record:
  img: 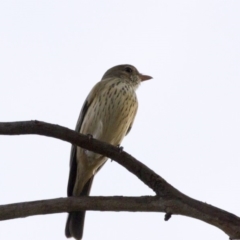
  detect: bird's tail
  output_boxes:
[65,176,94,240]
[65,211,85,239]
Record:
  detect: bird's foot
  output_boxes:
[117,145,124,153]
[110,145,124,162]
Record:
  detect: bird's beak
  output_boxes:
[139,74,152,82]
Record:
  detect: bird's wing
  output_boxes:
[126,125,132,136]
[67,83,101,196]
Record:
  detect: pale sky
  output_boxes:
[0,1,240,240]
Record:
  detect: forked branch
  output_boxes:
[0,121,240,239]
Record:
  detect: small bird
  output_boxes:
[65,64,152,239]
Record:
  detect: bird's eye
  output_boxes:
[124,67,133,74]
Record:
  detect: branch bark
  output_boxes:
[0,196,165,220]
[0,121,240,239]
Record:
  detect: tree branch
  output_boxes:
[0,196,165,220]
[0,121,240,239]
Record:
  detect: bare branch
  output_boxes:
[1,120,240,239]
[0,196,164,220]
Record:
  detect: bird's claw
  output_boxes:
[117,145,124,153]
[110,145,123,162]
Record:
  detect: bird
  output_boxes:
[65,64,152,239]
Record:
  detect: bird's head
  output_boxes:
[101,64,152,89]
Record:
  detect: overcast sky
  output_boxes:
[1,1,240,240]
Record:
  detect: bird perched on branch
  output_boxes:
[65,64,152,239]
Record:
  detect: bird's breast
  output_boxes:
[81,81,138,145]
